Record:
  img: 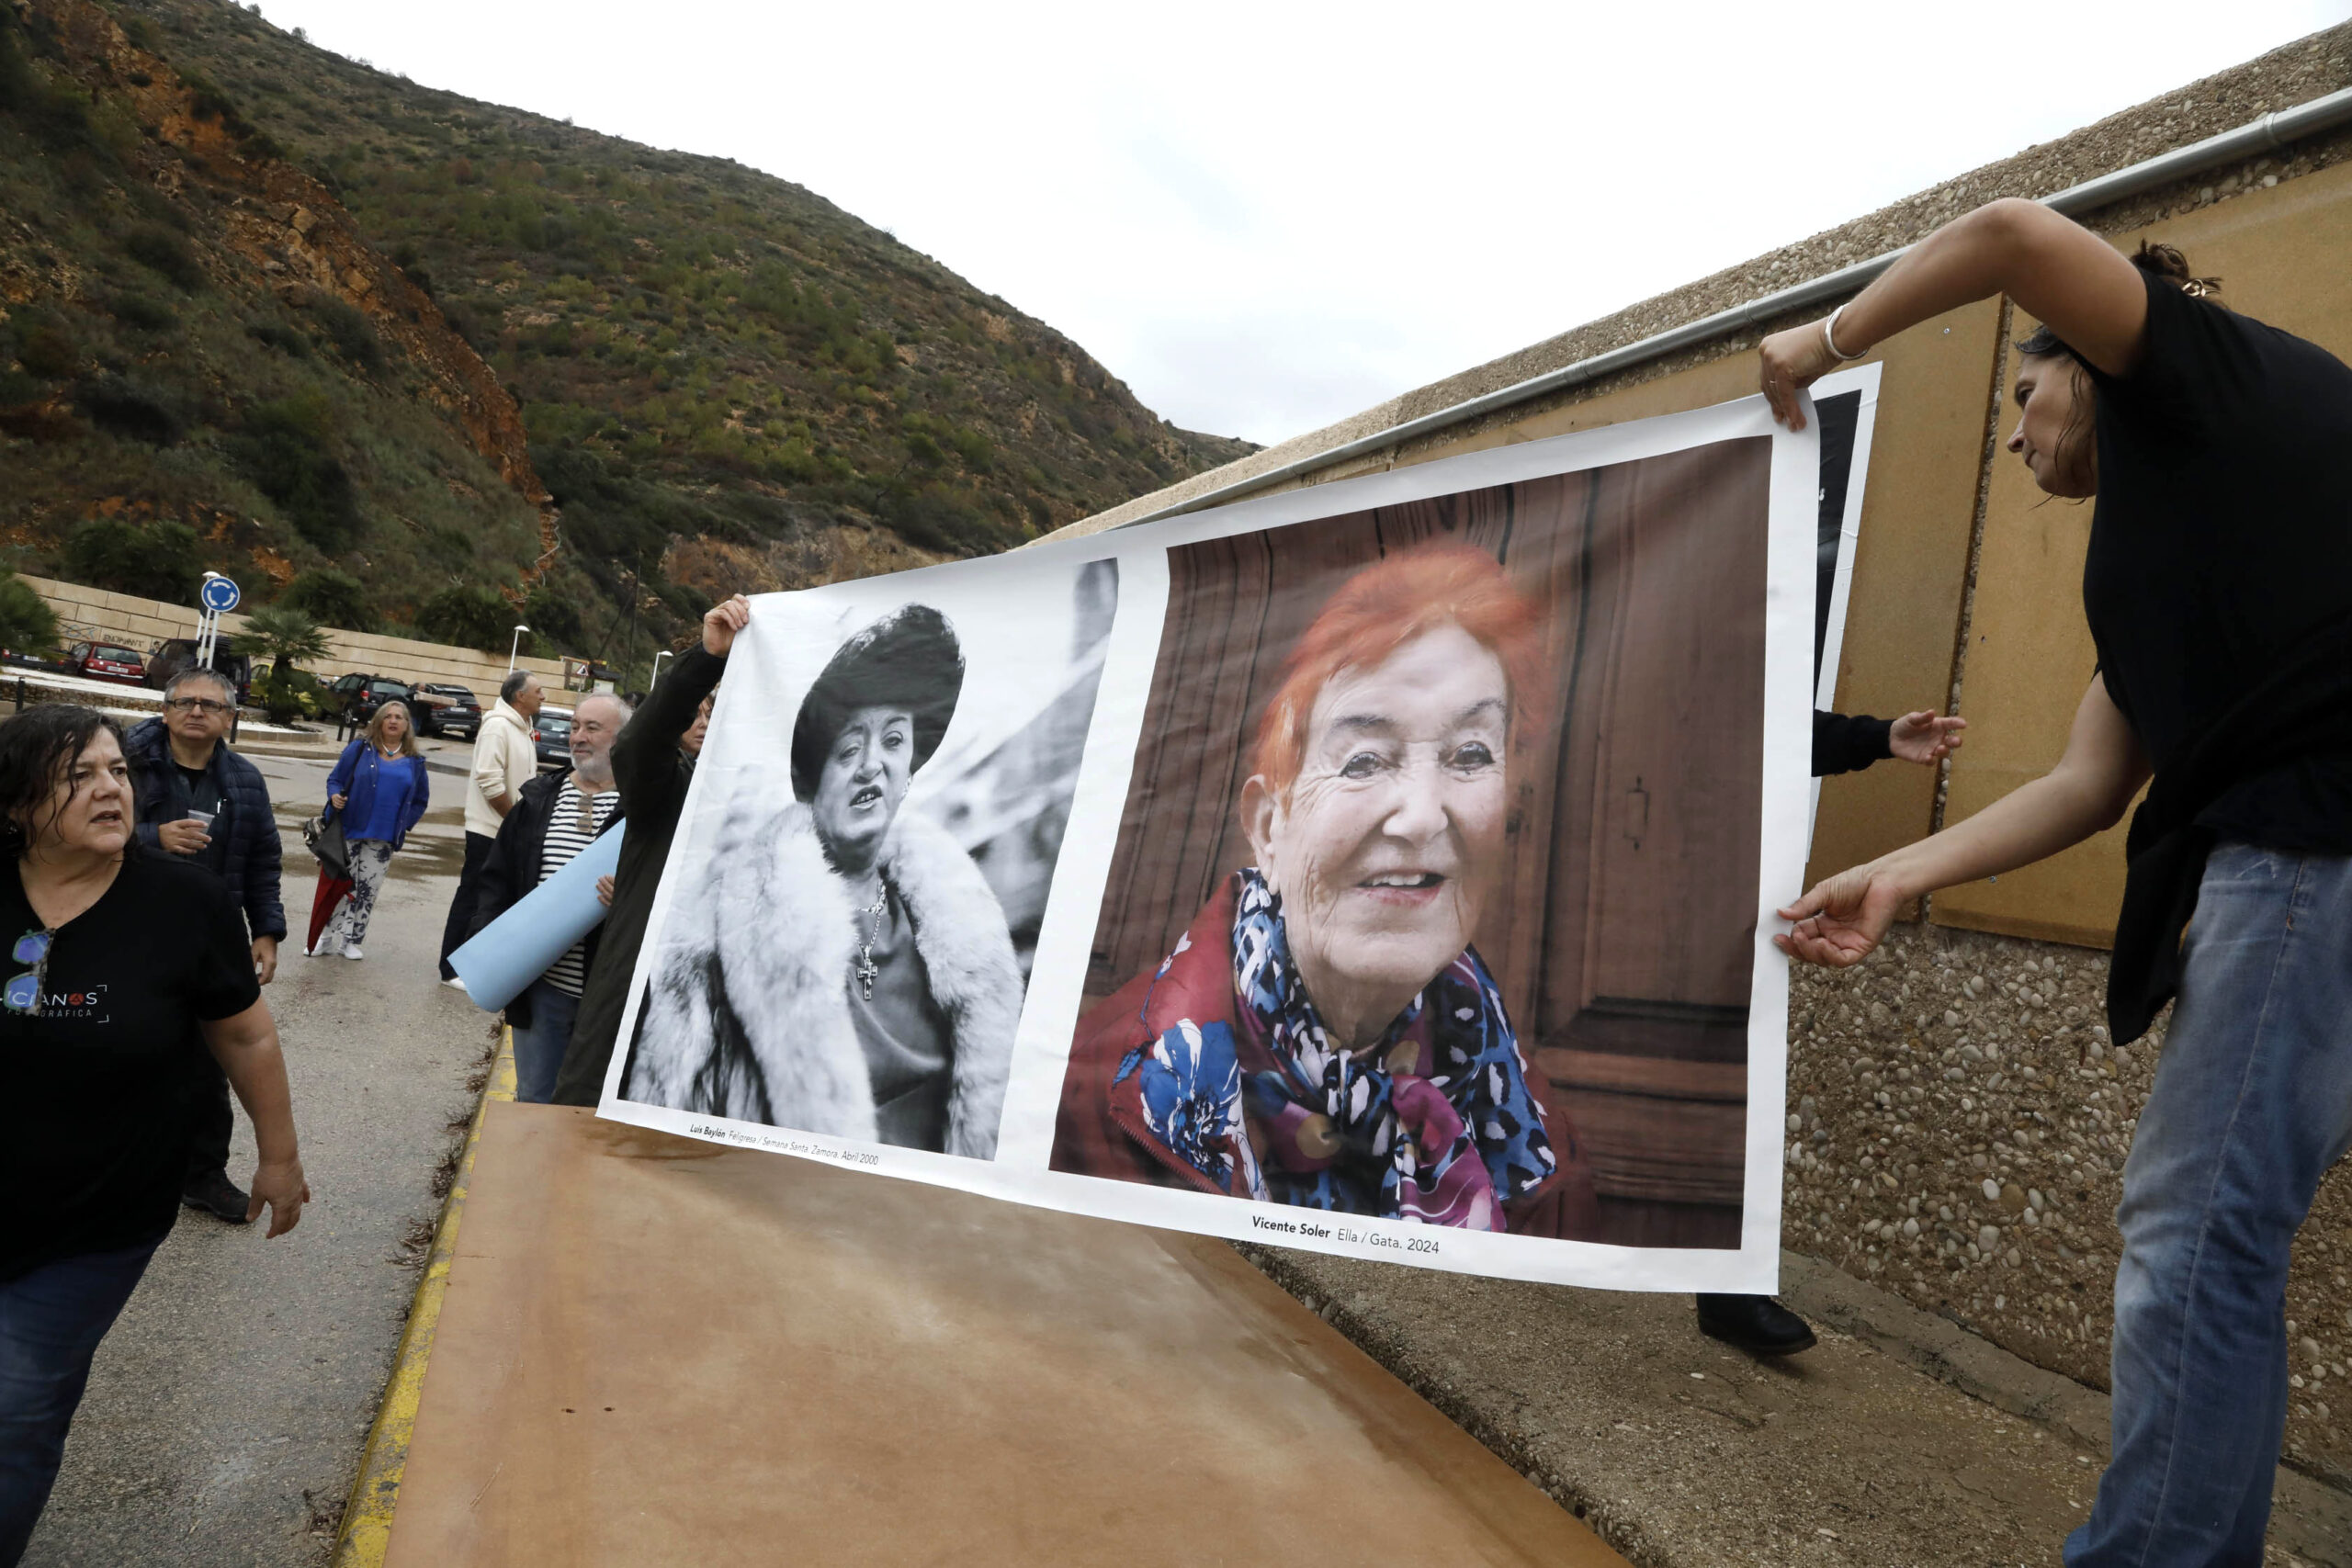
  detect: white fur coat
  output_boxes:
[626,796,1023,1159]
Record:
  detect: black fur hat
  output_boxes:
[789,604,964,801]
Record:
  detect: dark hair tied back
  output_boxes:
[2016,240,2221,360]
[2129,240,2222,299]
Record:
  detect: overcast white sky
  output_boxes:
[252,0,2348,446]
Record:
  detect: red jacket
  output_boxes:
[1053,878,1603,1241]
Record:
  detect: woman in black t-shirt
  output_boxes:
[1760,199,2352,1567]
[0,706,310,1565]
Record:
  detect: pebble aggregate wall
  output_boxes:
[1790,919,2352,1486]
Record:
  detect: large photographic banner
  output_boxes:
[600,395,1821,1292]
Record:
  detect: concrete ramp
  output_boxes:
[385,1102,1626,1566]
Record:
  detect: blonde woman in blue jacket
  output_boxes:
[310,702,430,960]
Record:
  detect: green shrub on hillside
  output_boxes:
[232,394,362,549]
[520,583,582,650]
[281,568,374,631]
[415,582,514,653]
[62,516,203,604]
[244,320,311,357]
[10,307,77,380]
[0,569,58,655]
[122,224,206,291]
[0,13,105,155]
[300,291,383,370]
[864,476,1017,557]
[75,376,183,445]
[107,292,177,332]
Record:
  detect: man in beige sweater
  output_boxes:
[439,669,543,986]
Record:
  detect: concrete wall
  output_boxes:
[23,572,569,698]
[1044,25,2352,1485]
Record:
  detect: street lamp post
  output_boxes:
[650,649,673,689]
[507,625,530,673]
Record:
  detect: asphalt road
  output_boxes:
[23,750,492,1568]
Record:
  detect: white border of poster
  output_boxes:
[1808,361,1884,836]
[596,392,1821,1293]
[1812,362,1883,710]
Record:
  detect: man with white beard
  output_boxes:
[469,691,631,1103]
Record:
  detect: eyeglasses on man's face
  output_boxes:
[165,698,232,715]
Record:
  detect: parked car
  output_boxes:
[411,682,482,740]
[146,637,253,705]
[532,707,572,770]
[62,640,146,685]
[326,671,415,723]
[0,649,72,674]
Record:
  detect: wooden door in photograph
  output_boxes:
[1532,441,1770,1245]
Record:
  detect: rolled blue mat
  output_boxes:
[448,826,624,1012]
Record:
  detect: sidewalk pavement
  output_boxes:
[370,1104,1627,1568]
[1241,1245,2352,1567]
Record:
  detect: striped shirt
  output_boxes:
[540,779,619,997]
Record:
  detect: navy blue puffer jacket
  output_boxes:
[124,716,288,941]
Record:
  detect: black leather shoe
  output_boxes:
[181,1168,253,1224]
[1695,1292,1817,1356]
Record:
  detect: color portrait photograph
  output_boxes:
[1053,442,1773,1248]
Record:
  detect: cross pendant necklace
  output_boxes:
[854,885,888,1001]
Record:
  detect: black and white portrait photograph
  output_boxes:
[617,559,1120,1161]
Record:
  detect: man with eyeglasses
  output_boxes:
[123,667,288,1224]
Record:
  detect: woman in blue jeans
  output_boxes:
[1762,199,2352,1566]
[0,706,309,1564]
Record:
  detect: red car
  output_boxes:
[63,640,146,685]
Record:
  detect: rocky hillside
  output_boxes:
[0,0,1253,667]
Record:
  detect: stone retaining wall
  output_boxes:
[23,572,571,696]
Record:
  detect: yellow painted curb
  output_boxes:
[331,1027,518,1567]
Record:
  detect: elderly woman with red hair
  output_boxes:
[1054,544,1600,1239]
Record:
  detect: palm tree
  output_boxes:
[239,604,332,717]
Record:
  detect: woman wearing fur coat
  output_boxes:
[625,605,1023,1159]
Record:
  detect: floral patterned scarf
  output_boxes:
[1228,871,1555,1228]
[1111,871,1556,1230]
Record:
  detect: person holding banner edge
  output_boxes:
[1699,705,1968,1356]
[1761,198,2352,1566]
[553,595,745,1108]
